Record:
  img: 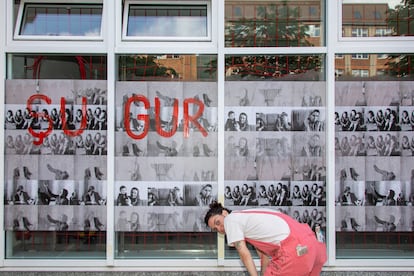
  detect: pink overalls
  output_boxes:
[240,210,327,276]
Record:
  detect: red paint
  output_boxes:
[183,97,207,138]
[27,94,53,146]
[124,94,207,139]
[154,97,178,138]
[124,94,150,140]
[26,93,208,145]
[61,97,87,137]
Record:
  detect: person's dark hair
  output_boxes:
[204,201,232,227]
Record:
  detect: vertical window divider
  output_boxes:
[105,0,116,265]
[0,0,6,268]
[217,0,226,266]
[326,0,337,266]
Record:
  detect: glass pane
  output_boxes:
[118,55,217,81]
[342,1,414,37]
[4,85,108,258]
[19,4,103,37]
[114,54,218,258]
[5,55,108,258]
[335,53,414,258]
[225,1,324,47]
[224,54,326,258]
[10,55,107,80]
[225,55,324,81]
[127,5,207,37]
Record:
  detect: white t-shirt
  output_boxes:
[224,209,290,247]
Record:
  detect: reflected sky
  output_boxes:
[343,0,404,9]
[128,16,207,37]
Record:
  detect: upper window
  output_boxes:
[224,0,325,47]
[123,1,210,41]
[14,1,103,40]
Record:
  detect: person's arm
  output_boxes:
[234,240,258,276]
[256,248,270,276]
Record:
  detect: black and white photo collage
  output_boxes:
[224,81,327,233]
[335,81,414,232]
[114,82,218,232]
[4,80,108,232]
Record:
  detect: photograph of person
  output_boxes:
[291,108,326,131]
[293,132,325,158]
[365,157,400,181]
[183,183,217,206]
[224,107,255,132]
[336,132,367,157]
[224,132,256,180]
[146,183,184,206]
[42,209,71,231]
[365,181,403,206]
[365,206,402,232]
[254,108,292,132]
[115,207,141,232]
[115,182,147,206]
[335,180,365,206]
[82,184,106,206]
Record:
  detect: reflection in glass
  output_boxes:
[19,4,103,37]
[335,54,414,80]
[118,55,217,81]
[342,0,414,37]
[225,55,325,81]
[225,1,324,47]
[127,5,207,37]
[10,55,107,80]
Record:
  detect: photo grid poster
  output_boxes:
[114,81,218,232]
[335,81,414,232]
[4,79,108,233]
[224,81,327,235]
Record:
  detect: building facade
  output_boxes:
[0,0,413,273]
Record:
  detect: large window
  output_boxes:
[335,53,414,258]
[223,54,326,259]
[4,55,108,258]
[114,54,218,258]
[225,0,325,47]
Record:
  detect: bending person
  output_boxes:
[204,201,326,276]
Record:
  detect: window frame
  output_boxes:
[13,0,104,41]
[122,0,212,42]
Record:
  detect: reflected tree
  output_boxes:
[385,1,414,78]
[225,3,312,47]
[119,55,177,80]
